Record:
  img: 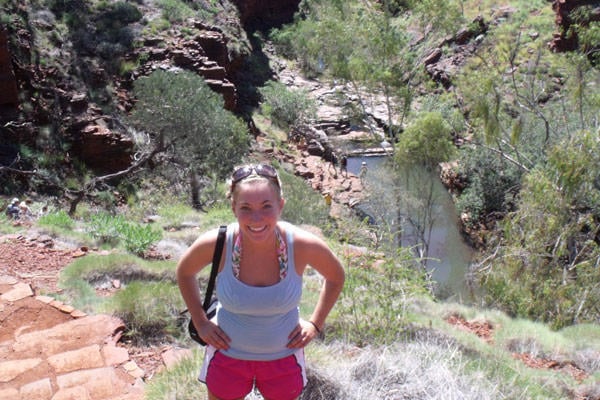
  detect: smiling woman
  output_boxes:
[176,163,345,400]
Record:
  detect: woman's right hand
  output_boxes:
[198,320,231,350]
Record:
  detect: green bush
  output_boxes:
[119,222,163,256]
[87,213,162,255]
[395,111,456,170]
[156,0,193,23]
[476,130,600,329]
[331,250,431,346]
[105,281,184,342]
[278,167,330,228]
[455,145,522,224]
[38,210,75,230]
[87,212,123,245]
[258,80,317,130]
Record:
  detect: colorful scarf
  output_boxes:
[232,227,288,281]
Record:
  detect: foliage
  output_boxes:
[87,212,162,255]
[279,167,330,228]
[103,281,185,342]
[408,0,464,37]
[272,0,428,139]
[37,210,74,230]
[156,0,194,23]
[49,0,141,73]
[87,212,123,244]
[258,80,317,131]
[129,70,249,181]
[96,1,142,25]
[454,17,599,228]
[119,222,163,255]
[380,113,456,264]
[455,145,522,224]
[475,130,600,329]
[394,112,456,170]
[567,6,600,65]
[331,250,431,346]
[419,93,467,137]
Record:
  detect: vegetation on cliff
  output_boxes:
[273,0,600,329]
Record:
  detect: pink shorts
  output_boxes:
[199,347,307,400]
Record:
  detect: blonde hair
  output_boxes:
[227,173,283,200]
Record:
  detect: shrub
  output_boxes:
[475,130,600,328]
[331,250,431,346]
[279,167,330,228]
[156,0,193,23]
[87,213,162,255]
[395,111,456,170]
[258,80,317,130]
[455,145,522,224]
[119,222,163,256]
[38,210,74,230]
[87,212,123,245]
[105,281,184,342]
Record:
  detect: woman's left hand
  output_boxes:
[286,320,320,348]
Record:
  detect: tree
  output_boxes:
[258,80,317,131]
[392,112,456,266]
[129,70,249,208]
[475,129,600,328]
[273,0,433,142]
[453,27,598,227]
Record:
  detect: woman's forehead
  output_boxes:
[234,178,280,196]
[234,179,279,199]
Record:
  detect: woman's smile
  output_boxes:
[248,225,268,233]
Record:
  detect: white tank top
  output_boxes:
[215,222,302,360]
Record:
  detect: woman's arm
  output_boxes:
[288,228,345,347]
[176,227,230,348]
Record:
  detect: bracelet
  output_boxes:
[308,320,321,334]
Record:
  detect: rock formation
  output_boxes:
[550,0,600,53]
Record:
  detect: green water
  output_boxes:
[347,156,475,302]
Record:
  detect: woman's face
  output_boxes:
[232,178,284,242]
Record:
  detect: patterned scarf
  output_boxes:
[232,227,288,281]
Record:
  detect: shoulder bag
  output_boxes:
[188,225,227,345]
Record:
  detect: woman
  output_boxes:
[177,163,345,400]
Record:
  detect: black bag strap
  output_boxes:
[202,225,227,310]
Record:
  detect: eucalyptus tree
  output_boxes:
[393,111,456,267]
[129,70,249,208]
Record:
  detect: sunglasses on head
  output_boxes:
[231,164,279,185]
